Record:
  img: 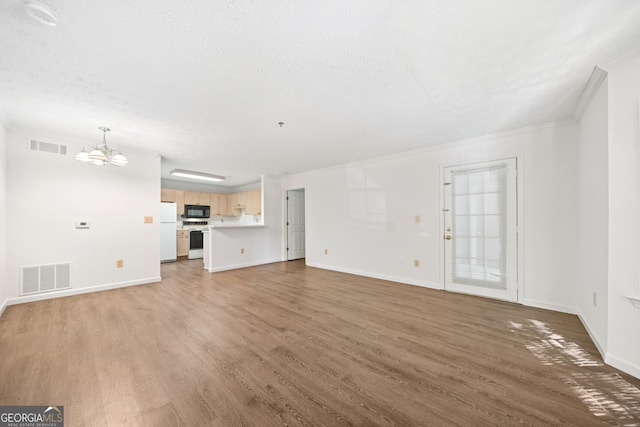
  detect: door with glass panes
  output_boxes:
[443,159,518,302]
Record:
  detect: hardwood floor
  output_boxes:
[1,260,639,426]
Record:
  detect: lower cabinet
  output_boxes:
[177,230,189,257]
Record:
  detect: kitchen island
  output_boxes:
[203,224,282,272]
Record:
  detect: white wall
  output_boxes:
[0,122,7,315]
[605,52,640,377]
[577,76,609,354]
[5,128,161,303]
[206,175,282,271]
[282,122,579,312]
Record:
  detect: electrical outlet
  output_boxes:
[324,249,328,255]
[144,216,153,224]
[414,215,421,224]
[593,291,597,307]
[240,248,245,254]
[116,259,124,268]
[414,259,420,267]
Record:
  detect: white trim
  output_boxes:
[0,299,7,318]
[207,258,281,273]
[573,66,607,122]
[282,120,574,181]
[441,157,521,303]
[6,276,161,306]
[601,44,640,72]
[605,353,640,380]
[521,298,576,315]
[577,312,606,359]
[306,262,443,290]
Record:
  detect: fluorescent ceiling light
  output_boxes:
[170,169,225,182]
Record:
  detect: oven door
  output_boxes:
[188,230,204,259]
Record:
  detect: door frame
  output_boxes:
[439,155,524,303]
[283,187,307,262]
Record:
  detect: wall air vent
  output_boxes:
[20,263,71,296]
[29,139,67,155]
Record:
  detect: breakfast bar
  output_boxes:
[203,224,281,272]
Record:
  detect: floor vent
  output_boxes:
[20,263,71,296]
[29,139,67,156]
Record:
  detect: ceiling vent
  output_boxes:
[20,262,71,296]
[29,139,67,156]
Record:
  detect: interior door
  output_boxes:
[287,189,306,260]
[443,158,518,302]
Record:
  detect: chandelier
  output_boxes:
[75,127,128,167]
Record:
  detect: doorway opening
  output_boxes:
[286,189,306,260]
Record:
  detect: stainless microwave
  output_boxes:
[183,204,210,218]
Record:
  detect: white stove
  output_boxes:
[183,221,208,259]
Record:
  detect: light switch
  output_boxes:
[414,215,421,224]
[144,216,153,224]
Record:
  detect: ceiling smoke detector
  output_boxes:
[24,1,59,26]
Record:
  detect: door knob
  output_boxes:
[445,236,451,240]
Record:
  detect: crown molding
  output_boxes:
[573,66,607,123]
[283,119,576,180]
[601,44,640,72]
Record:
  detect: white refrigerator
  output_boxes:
[160,202,177,262]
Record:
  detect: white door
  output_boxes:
[287,189,306,260]
[443,159,518,302]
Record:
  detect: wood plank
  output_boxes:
[0,260,638,426]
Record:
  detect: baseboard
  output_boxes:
[521,298,577,315]
[605,353,640,380]
[306,262,443,290]
[577,312,606,359]
[6,276,162,306]
[0,298,7,318]
[207,258,281,273]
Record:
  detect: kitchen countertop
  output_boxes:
[208,224,265,229]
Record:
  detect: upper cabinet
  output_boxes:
[160,188,174,202]
[174,189,185,215]
[161,188,185,215]
[197,192,210,205]
[184,191,199,205]
[210,193,231,216]
[161,188,261,217]
[230,192,247,216]
[246,189,261,215]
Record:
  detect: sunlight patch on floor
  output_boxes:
[508,319,640,425]
[565,372,640,426]
[519,319,602,367]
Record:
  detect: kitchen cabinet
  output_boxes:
[161,188,174,202]
[230,192,247,216]
[161,188,260,217]
[161,188,185,214]
[210,193,231,216]
[198,192,210,205]
[246,189,261,215]
[174,189,185,215]
[177,230,189,257]
[184,191,199,205]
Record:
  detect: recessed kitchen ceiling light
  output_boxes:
[170,169,226,182]
[24,1,58,26]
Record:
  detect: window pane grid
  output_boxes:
[451,165,507,289]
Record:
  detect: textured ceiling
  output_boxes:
[1,1,640,186]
